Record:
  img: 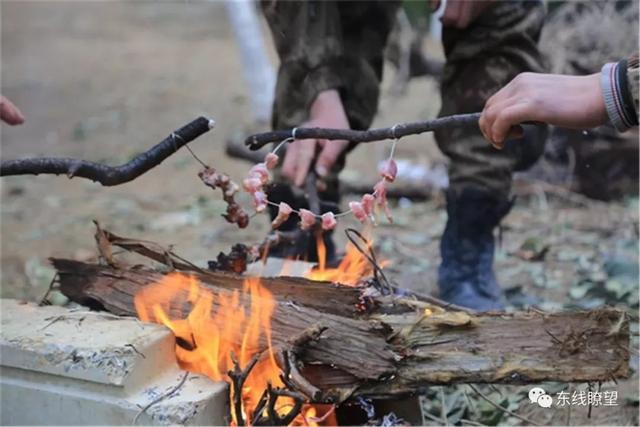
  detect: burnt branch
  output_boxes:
[275,324,328,402]
[253,383,306,427]
[280,350,323,402]
[245,113,481,150]
[228,351,261,427]
[1,116,215,186]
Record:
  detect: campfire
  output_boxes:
[306,233,379,286]
[132,235,377,426]
[48,223,630,427]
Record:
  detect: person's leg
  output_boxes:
[435,1,548,310]
[265,1,400,263]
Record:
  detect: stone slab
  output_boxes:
[0,299,229,425]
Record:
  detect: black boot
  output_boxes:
[438,189,512,311]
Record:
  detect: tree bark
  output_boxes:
[1,116,214,185]
[52,258,630,402]
[244,113,481,150]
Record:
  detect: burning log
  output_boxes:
[52,257,630,404]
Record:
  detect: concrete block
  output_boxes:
[1,299,229,425]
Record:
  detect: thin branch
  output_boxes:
[95,223,207,274]
[228,351,261,427]
[459,418,485,426]
[244,113,481,150]
[270,387,305,426]
[441,387,449,426]
[422,408,445,425]
[38,273,59,306]
[467,384,541,426]
[304,171,321,216]
[134,372,189,425]
[279,350,322,402]
[275,324,328,401]
[1,116,215,186]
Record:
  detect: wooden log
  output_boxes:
[53,258,630,402]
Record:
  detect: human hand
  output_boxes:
[429,0,494,29]
[1,95,25,125]
[282,89,350,187]
[479,72,608,149]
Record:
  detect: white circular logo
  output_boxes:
[528,387,546,403]
[537,394,553,408]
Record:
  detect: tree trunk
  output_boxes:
[53,258,630,402]
[225,0,275,124]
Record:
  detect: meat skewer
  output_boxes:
[271,202,293,229]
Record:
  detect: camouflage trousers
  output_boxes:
[271,0,548,215]
[435,0,548,198]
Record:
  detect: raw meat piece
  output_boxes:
[264,153,279,169]
[380,159,398,182]
[321,212,337,230]
[271,202,293,229]
[299,208,317,230]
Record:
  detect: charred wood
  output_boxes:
[53,258,630,402]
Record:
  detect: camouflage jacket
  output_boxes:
[261,0,400,131]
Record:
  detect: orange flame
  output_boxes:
[305,233,385,286]
[134,272,336,426]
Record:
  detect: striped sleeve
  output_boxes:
[627,53,638,120]
[601,53,639,132]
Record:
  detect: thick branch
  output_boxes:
[244,113,481,150]
[1,116,215,186]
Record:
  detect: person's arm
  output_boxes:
[479,53,639,149]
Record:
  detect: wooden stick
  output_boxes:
[0,116,214,186]
[133,372,189,425]
[244,113,481,150]
[467,384,541,426]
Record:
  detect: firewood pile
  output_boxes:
[48,222,630,426]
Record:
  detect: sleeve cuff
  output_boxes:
[272,57,381,131]
[601,61,638,132]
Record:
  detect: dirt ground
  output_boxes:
[1,1,445,299]
[1,2,638,426]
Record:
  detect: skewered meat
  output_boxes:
[299,208,317,230]
[249,163,270,184]
[242,177,263,193]
[348,201,367,224]
[199,166,250,229]
[373,179,393,223]
[321,212,337,231]
[264,153,279,169]
[271,202,293,229]
[361,193,376,216]
[252,190,268,212]
[380,158,398,182]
